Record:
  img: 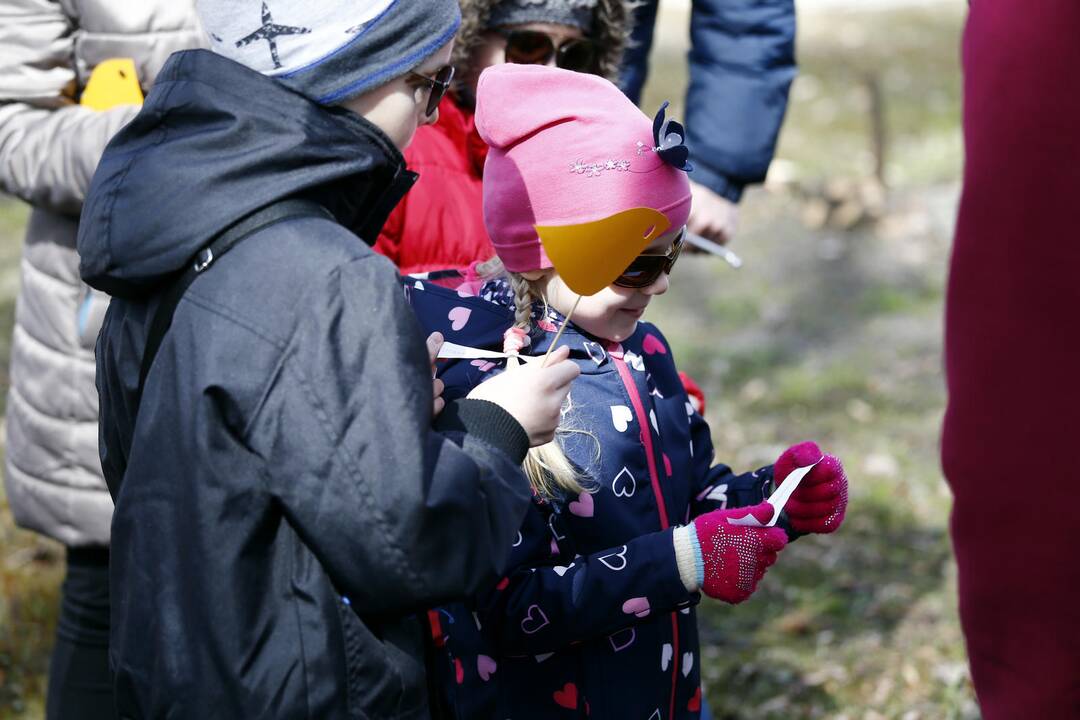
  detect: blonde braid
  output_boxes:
[495,271,595,500]
[509,273,535,331]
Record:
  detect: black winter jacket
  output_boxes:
[77,49,533,720]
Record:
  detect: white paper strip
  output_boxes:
[727,460,820,527]
[685,232,743,269]
[437,341,539,363]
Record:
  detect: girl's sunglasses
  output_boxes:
[613,229,686,289]
[499,30,599,74]
[409,64,455,117]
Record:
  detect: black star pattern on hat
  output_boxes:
[235,2,311,70]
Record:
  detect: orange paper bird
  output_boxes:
[535,207,671,296]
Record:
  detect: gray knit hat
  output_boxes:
[197,0,461,105]
[487,0,599,33]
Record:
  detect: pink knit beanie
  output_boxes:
[475,64,693,273]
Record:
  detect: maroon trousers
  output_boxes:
[942,2,1080,716]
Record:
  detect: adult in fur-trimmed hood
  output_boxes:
[374,0,633,275]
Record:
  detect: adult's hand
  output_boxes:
[466,345,580,446]
[687,180,740,247]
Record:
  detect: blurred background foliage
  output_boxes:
[0,1,974,717]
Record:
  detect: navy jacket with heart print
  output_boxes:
[408,275,778,720]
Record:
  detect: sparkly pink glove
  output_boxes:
[774,441,848,535]
[691,504,788,604]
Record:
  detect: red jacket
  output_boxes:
[375,98,494,274]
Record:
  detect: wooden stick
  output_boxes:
[542,294,582,366]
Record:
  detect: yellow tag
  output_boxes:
[80,58,144,111]
[536,208,671,296]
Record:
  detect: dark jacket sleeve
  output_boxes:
[620,0,660,105]
[247,255,533,616]
[475,503,694,656]
[684,0,796,202]
[687,404,773,517]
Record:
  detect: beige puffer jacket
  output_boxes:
[0,0,203,547]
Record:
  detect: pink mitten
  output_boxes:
[774,441,848,535]
[692,504,788,604]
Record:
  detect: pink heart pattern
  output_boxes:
[448,306,472,331]
[642,333,667,355]
[477,655,497,682]
[470,359,496,372]
[568,491,594,517]
[622,596,651,618]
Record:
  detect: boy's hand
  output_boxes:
[466,345,580,446]
[774,441,848,534]
[426,332,446,418]
[691,503,787,604]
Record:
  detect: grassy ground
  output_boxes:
[640,2,977,716]
[0,3,974,718]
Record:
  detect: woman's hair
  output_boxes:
[475,257,598,499]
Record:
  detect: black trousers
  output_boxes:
[46,546,114,720]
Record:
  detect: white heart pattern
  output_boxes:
[548,514,566,541]
[682,652,694,677]
[553,563,574,577]
[611,405,633,433]
[706,483,729,508]
[597,545,629,572]
[583,340,607,365]
[624,350,645,371]
[649,409,659,435]
[608,627,636,653]
[535,652,555,663]
[520,605,550,635]
[612,467,636,498]
[661,643,673,671]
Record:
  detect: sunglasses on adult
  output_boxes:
[613,229,686,289]
[409,64,455,118]
[497,29,600,74]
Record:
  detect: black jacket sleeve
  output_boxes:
[247,255,533,615]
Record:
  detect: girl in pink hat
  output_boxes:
[408,64,849,719]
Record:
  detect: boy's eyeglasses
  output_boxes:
[409,64,455,117]
[498,30,599,74]
[613,229,686,289]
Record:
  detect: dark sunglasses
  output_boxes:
[498,29,599,74]
[613,229,686,289]
[409,64,455,117]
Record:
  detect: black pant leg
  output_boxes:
[46,546,114,720]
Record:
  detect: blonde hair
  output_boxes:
[476,257,598,500]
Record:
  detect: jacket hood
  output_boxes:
[78,49,413,299]
[453,0,634,87]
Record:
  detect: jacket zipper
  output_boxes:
[612,355,681,720]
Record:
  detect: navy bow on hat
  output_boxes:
[652,101,693,172]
